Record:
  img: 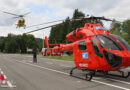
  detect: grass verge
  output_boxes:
[21,54,73,61]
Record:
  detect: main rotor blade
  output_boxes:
[25,22,64,34]
[12,16,19,19]
[26,19,66,28]
[26,17,88,29]
[25,16,113,34]
[89,16,112,21]
[25,18,82,33]
[23,12,31,16]
[27,16,112,28]
[3,11,19,16]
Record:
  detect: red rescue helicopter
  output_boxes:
[25,16,130,81]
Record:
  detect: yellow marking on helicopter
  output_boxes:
[3,11,31,29]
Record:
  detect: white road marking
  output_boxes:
[4,75,7,80]
[23,60,32,63]
[60,65,71,67]
[77,81,81,83]
[45,62,53,64]
[26,56,33,57]
[105,78,130,85]
[93,77,130,85]
[14,60,130,90]
[22,60,26,61]
[40,57,72,62]
[1,71,4,74]
[92,80,130,90]
[27,61,32,62]
[15,60,68,75]
[7,81,14,88]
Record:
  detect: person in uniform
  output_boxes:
[33,48,37,63]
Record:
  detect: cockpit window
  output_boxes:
[113,34,130,50]
[92,39,103,57]
[95,26,107,31]
[78,41,87,50]
[94,35,123,50]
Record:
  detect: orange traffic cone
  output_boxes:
[0,72,5,81]
[0,72,7,87]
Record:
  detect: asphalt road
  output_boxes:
[0,54,130,90]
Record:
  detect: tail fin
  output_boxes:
[45,36,50,55]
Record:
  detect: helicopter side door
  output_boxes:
[73,40,89,68]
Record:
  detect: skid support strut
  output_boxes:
[103,71,130,78]
[70,67,95,81]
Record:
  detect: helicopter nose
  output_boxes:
[127,51,130,65]
[103,50,122,67]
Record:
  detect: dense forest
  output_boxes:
[49,9,89,44]
[0,9,130,53]
[0,34,43,53]
[49,9,130,45]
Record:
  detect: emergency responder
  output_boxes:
[33,48,37,63]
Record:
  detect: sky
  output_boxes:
[0,0,130,38]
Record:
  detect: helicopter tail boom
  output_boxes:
[45,36,73,54]
[52,44,73,53]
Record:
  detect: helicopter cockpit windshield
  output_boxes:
[113,34,130,50]
[94,34,124,50]
[95,26,107,31]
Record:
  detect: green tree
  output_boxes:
[71,9,85,32]
[111,19,130,45]
[4,34,18,53]
[111,19,122,36]
[49,9,86,44]
[26,34,38,48]
[61,17,71,43]
[0,40,4,52]
[122,20,130,44]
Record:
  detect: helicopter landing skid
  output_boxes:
[104,71,130,78]
[70,67,95,81]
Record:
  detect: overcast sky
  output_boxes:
[0,0,130,38]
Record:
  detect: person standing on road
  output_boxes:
[33,48,37,63]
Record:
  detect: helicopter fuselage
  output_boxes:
[46,23,130,71]
[16,18,26,28]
